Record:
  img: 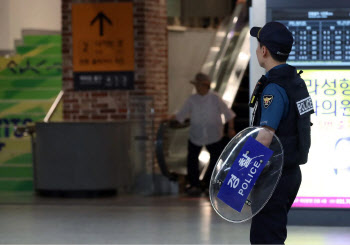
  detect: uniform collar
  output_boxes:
[265,63,289,78]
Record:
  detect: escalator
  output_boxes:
[156,2,251,182]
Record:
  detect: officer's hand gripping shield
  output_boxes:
[209,127,284,223]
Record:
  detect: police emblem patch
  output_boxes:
[263,95,273,108]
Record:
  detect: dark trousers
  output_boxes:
[250,166,302,244]
[187,139,223,188]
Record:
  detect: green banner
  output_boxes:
[0,34,62,191]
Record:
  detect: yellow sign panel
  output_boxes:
[72,2,134,72]
[296,70,350,201]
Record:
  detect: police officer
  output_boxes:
[249,22,314,244]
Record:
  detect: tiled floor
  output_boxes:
[0,192,349,244]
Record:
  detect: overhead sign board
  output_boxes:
[72,2,134,90]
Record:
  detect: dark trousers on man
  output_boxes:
[187,139,223,188]
[250,166,302,244]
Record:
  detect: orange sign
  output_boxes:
[72,2,134,72]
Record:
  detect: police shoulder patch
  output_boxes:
[263,95,273,108]
[296,96,314,116]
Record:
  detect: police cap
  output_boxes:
[250,21,294,56]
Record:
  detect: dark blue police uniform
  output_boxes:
[250,65,303,244]
[250,22,314,244]
[259,64,289,129]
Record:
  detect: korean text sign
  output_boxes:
[217,137,273,212]
[72,2,134,90]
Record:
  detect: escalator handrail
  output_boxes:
[155,120,190,181]
[155,121,172,179]
[209,3,248,90]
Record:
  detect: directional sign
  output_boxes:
[90,12,113,37]
[72,2,134,90]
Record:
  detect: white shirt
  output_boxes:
[176,91,236,146]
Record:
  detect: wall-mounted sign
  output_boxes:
[72,2,134,90]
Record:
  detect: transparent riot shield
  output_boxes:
[210,127,283,223]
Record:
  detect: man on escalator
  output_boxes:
[169,73,236,196]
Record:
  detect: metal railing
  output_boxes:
[44,90,64,123]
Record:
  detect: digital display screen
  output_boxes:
[268,4,350,208]
[280,20,350,66]
[270,8,350,67]
[292,70,350,208]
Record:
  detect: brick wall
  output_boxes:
[61,0,168,174]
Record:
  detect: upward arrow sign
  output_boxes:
[90,12,113,36]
